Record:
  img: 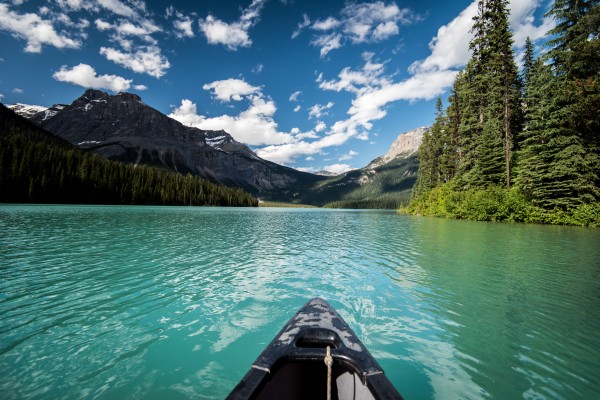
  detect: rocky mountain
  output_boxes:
[8,90,426,207]
[13,89,322,198]
[7,103,48,119]
[366,127,426,169]
[293,127,427,208]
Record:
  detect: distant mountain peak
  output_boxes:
[6,103,48,119]
[367,126,428,169]
[116,91,142,102]
[17,89,321,197]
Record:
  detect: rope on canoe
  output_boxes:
[325,345,333,400]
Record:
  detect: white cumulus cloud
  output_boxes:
[323,163,353,174]
[53,63,144,92]
[0,3,82,53]
[509,0,556,47]
[315,121,327,132]
[256,127,357,164]
[169,80,294,147]
[203,78,261,102]
[99,45,170,78]
[199,0,266,50]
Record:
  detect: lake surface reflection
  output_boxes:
[1,205,599,399]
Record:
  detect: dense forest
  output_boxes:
[409,0,599,226]
[0,105,258,207]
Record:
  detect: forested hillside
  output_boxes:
[0,105,258,207]
[409,0,599,226]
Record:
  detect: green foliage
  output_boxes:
[294,154,418,209]
[546,0,600,191]
[407,183,599,227]
[409,0,599,226]
[0,105,258,207]
[325,192,412,210]
[455,0,521,190]
[258,201,316,208]
[414,98,447,197]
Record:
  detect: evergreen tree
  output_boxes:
[442,72,463,182]
[0,104,259,207]
[414,128,436,197]
[414,98,446,196]
[521,37,536,93]
[454,0,520,190]
[455,66,485,188]
[409,0,599,224]
[515,59,598,209]
[546,0,600,197]
[488,0,521,190]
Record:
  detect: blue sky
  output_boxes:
[0,0,554,174]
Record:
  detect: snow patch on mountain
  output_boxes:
[7,103,47,119]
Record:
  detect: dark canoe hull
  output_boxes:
[227,298,403,400]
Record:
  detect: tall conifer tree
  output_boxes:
[455,0,520,190]
[515,59,598,208]
[546,0,599,198]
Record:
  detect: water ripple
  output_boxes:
[1,206,599,399]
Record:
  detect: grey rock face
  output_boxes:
[366,126,428,170]
[30,89,319,195]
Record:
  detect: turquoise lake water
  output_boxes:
[1,205,599,399]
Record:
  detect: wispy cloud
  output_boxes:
[165,6,195,38]
[291,13,310,39]
[252,63,264,74]
[304,1,419,57]
[54,0,145,18]
[338,150,358,161]
[308,101,334,119]
[94,17,161,46]
[289,90,302,102]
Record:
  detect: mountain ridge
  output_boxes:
[7,90,425,207]
[290,127,427,207]
[10,89,323,198]
[366,126,426,170]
